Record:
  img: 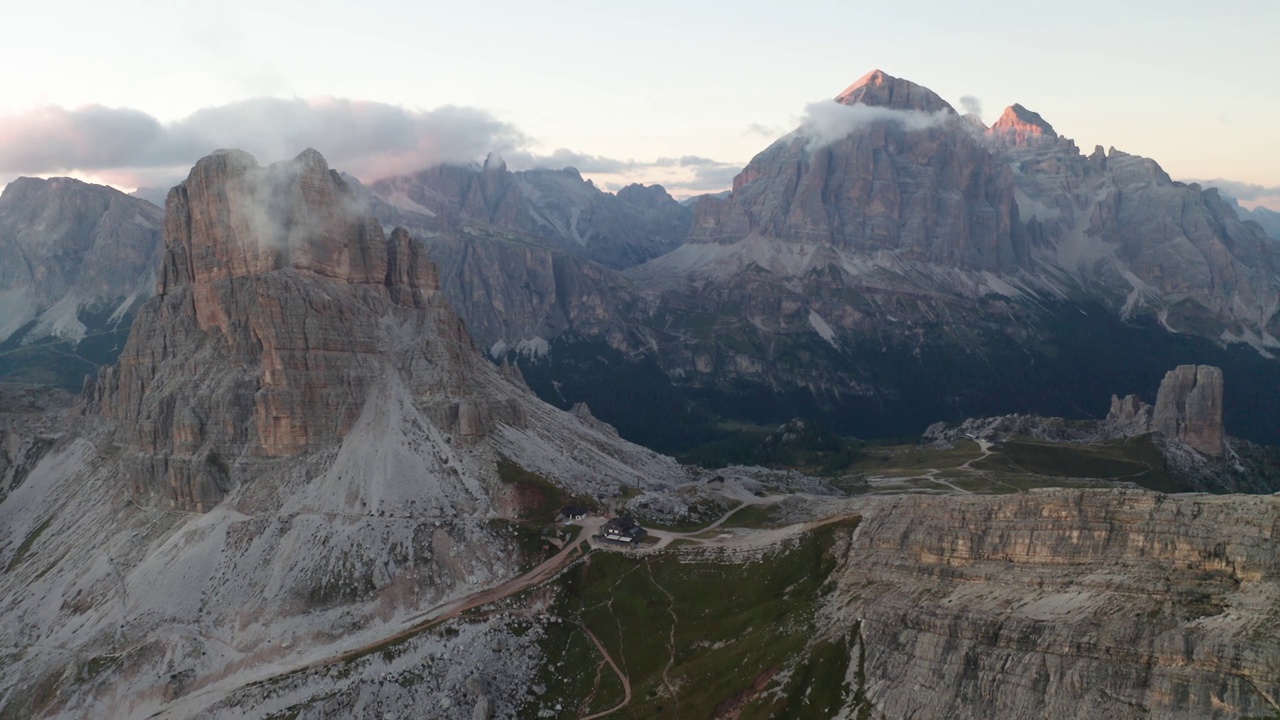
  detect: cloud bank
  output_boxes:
[1185,178,1280,212]
[0,98,745,198]
[0,99,529,188]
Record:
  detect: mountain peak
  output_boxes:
[990,103,1057,139]
[834,69,954,113]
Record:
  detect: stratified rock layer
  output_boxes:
[831,489,1280,719]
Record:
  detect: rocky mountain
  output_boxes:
[0,148,686,719]
[592,69,1280,448]
[365,155,692,271]
[986,103,1280,348]
[0,178,164,386]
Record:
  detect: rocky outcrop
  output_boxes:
[1102,393,1155,437]
[1152,365,1225,456]
[0,177,163,344]
[830,489,1280,719]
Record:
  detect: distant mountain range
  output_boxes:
[4,69,1279,453]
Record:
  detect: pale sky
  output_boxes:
[2,0,1278,205]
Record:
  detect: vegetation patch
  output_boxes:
[530,518,867,719]
[973,435,1189,492]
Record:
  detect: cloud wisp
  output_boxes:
[1184,178,1280,212]
[798,100,953,152]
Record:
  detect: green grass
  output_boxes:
[973,435,1190,492]
[497,458,597,524]
[718,503,781,529]
[529,517,867,719]
[847,440,983,475]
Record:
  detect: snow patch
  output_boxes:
[807,310,840,350]
[514,337,550,358]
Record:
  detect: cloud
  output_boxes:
[0,97,745,200]
[745,123,786,138]
[798,100,952,152]
[1188,178,1280,203]
[507,148,742,197]
[959,95,983,117]
[514,148,635,174]
[0,98,529,187]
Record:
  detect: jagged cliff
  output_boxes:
[828,489,1280,719]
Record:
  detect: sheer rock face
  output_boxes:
[93,149,525,510]
[831,490,1280,719]
[688,71,1027,274]
[1152,364,1225,456]
[0,177,163,343]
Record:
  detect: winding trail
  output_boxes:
[146,496,810,720]
[146,520,605,719]
[577,623,633,720]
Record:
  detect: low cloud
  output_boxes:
[0,98,528,188]
[1188,178,1280,204]
[959,95,983,118]
[798,100,952,152]
[509,149,742,198]
[1184,178,1280,213]
[745,122,786,138]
